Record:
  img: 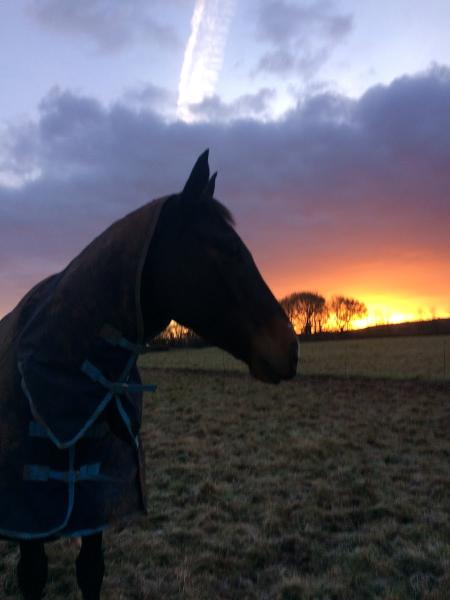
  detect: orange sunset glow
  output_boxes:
[261,252,450,331]
[1,4,449,333]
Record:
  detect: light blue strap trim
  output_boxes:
[0,446,76,540]
[115,397,139,448]
[64,524,108,538]
[19,345,150,451]
[81,360,157,394]
[123,382,157,392]
[28,421,48,438]
[20,360,115,450]
[23,462,112,483]
[117,337,145,354]
[99,324,145,354]
[78,463,101,479]
[29,421,108,439]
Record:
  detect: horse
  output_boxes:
[0,150,298,599]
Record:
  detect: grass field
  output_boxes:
[1,336,449,599]
[143,335,450,380]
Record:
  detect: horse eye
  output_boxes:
[198,232,240,260]
[217,240,241,260]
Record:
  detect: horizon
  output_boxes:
[1,1,449,326]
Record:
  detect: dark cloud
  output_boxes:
[27,0,180,52]
[121,83,176,117]
[254,0,352,78]
[189,89,277,122]
[1,67,449,314]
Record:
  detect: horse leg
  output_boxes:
[17,540,48,600]
[75,532,105,600]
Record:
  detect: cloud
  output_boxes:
[121,83,176,119]
[1,67,449,316]
[188,88,276,122]
[177,0,236,122]
[254,0,352,78]
[0,120,42,188]
[27,0,180,52]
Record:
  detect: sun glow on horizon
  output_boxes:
[352,311,425,330]
[352,302,450,330]
[273,282,450,333]
[350,289,450,328]
[267,260,450,332]
[331,295,450,331]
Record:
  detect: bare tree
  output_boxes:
[314,300,329,333]
[280,293,299,326]
[330,295,367,332]
[280,291,326,335]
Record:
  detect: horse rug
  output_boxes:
[0,197,166,539]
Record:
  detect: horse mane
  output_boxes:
[204,198,235,228]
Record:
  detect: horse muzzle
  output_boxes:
[249,320,298,384]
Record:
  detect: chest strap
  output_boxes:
[99,324,146,354]
[81,360,157,394]
[23,462,110,483]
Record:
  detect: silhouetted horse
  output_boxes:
[0,151,298,599]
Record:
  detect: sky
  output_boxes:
[1,0,449,325]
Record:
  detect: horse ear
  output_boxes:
[182,149,210,200]
[203,172,217,199]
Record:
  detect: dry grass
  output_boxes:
[142,335,450,380]
[297,335,450,380]
[1,337,449,599]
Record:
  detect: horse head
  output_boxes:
[141,150,298,383]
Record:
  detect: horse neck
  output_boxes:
[139,235,171,342]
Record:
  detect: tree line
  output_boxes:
[279,292,367,335]
[149,291,368,349]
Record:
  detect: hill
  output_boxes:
[300,318,450,341]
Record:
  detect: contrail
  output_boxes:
[177,0,235,122]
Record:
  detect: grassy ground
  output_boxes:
[143,335,450,380]
[1,337,449,599]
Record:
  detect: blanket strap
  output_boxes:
[23,462,114,483]
[81,360,157,394]
[99,324,146,354]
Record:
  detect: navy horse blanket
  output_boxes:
[0,197,166,539]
